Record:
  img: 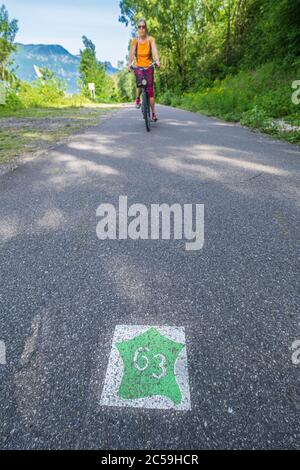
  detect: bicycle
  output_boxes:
[130,62,157,132]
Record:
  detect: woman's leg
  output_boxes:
[150,96,155,114]
[135,70,142,106]
[147,69,156,115]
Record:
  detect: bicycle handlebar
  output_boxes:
[129,62,158,72]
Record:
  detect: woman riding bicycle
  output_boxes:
[128,18,160,122]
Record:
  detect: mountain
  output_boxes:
[12,43,118,94]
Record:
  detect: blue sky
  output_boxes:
[5,0,132,66]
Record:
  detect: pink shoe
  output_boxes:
[135,98,141,109]
[151,112,158,122]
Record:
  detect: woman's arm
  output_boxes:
[128,40,137,71]
[151,39,160,67]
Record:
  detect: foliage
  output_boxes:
[17,74,66,108]
[79,35,118,102]
[0,3,18,82]
[115,66,136,102]
[119,0,300,94]
[161,61,299,117]
[0,70,90,110]
[119,1,300,142]
[240,106,272,130]
[159,60,300,143]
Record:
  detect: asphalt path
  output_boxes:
[0,105,299,449]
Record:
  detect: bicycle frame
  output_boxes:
[130,63,156,132]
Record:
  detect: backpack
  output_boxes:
[135,36,153,61]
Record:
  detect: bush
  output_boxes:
[18,79,65,108]
[170,95,183,107]
[115,68,135,102]
[158,90,174,106]
[240,106,272,130]
[0,88,24,110]
[258,86,294,117]
[164,61,300,128]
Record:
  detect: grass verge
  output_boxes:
[0,104,120,164]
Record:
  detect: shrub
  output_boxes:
[18,79,65,108]
[170,95,183,107]
[158,90,174,106]
[0,88,24,110]
[164,61,300,130]
[240,106,272,130]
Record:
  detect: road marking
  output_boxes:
[100,325,191,410]
[0,340,6,365]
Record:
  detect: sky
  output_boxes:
[5,0,132,67]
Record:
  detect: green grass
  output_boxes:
[0,105,117,164]
[0,103,120,119]
[159,61,300,145]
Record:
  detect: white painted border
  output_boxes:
[0,340,6,365]
[100,325,191,411]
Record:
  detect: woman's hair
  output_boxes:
[137,18,148,34]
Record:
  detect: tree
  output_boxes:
[0,4,18,82]
[39,66,55,81]
[79,35,108,100]
[115,66,136,101]
[119,0,198,91]
[118,0,300,97]
[37,67,66,96]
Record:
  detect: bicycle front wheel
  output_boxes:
[142,90,151,132]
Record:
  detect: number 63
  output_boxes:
[134,347,166,379]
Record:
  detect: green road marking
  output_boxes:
[116,328,184,405]
[100,325,191,410]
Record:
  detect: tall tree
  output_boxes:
[79,36,107,99]
[119,0,300,94]
[0,4,18,81]
[119,0,197,90]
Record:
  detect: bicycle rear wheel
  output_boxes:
[142,90,151,132]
